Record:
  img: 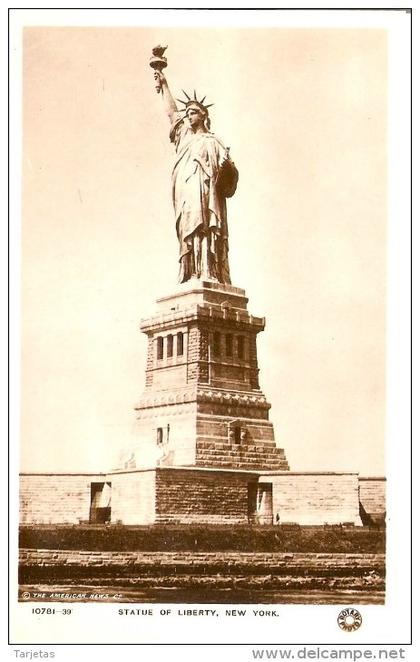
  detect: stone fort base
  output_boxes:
[19,468,386,526]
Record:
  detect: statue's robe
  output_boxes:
[170,113,238,283]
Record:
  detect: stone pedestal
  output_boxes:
[119,280,289,472]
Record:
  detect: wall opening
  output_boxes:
[177,332,184,356]
[248,482,273,525]
[213,331,221,356]
[89,482,111,523]
[237,335,245,359]
[225,333,233,357]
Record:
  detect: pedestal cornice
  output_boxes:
[134,386,271,412]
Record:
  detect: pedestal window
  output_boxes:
[177,332,184,356]
[225,333,233,357]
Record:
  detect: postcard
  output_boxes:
[8,7,413,661]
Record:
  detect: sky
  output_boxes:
[21,25,387,475]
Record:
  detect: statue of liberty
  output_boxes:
[151,47,239,284]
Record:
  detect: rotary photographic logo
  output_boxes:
[337,608,362,632]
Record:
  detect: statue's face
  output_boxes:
[186,106,205,130]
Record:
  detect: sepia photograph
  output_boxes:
[9,7,412,649]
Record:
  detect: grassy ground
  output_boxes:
[19,524,385,553]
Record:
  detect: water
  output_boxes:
[19,583,384,605]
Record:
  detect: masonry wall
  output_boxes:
[110,470,156,525]
[20,549,385,574]
[133,402,197,467]
[18,549,385,602]
[155,468,257,524]
[359,477,386,523]
[196,415,288,471]
[19,470,385,527]
[269,472,362,526]
[19,473,103,524]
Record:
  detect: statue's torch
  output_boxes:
[149,45,168,93]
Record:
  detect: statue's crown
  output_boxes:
[176,90,214,115]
